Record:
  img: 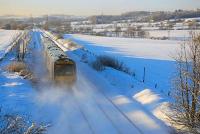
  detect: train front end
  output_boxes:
[54,58,76,85]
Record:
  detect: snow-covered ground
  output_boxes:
[0,30,172,134]
[0,30,21,59]
[68,52,171,134]
[63,34,183,127]
[64,34,179,96]
[148,30,200,40]
[67,34,182,60]
[0,31,52,124]
[43,30,172,133]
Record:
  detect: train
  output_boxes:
[42,34,76,85]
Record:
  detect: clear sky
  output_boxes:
[0,0,200,16]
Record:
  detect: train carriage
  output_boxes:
[42,35,76,84]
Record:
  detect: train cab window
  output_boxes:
[55,64,74,76]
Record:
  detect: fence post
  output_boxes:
[142,67,146,83]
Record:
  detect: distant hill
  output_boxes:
[88,9,200,23]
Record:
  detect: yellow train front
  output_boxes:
[54,58,76,84]
[42,34,76,85]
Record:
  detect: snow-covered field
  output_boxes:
[0,30,173,134]
[65,34,180,93]
[44,30,172,133]
[63,34,183,127]
[0,30,21,59]
[67,34,182,60]
[2,28,191,133]
[148,30,200,40]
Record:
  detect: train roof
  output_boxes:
[42,36,71,62]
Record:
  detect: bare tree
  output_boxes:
[43,15,49,30]
[0,112,50,134]
[115,26,121,37]
[170,32,200,133]
[188,20,197,30]
[126,26,136,38]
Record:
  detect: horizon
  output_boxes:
[0,9,199,18]
[0,0,200,16]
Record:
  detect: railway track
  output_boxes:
[39,30,170,134]
[42,31,143,134]
[70,76,143,134]
[70,91,95,134]
[90,85,143,134]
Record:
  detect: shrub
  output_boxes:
[81,54,88,63]
[54,33,63,40]
[91,55,135,76]
[0,111,49,134]
[91,58,105,71]
[6,61,33,79]
[6,61,26,73]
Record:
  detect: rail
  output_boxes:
[44,30,143,134]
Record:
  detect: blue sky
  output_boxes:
[0,0,199,16]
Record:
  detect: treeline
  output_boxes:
[1,23,30,30]
[89,9,200,24]
[148,9,200,21]
[0,19,32,30]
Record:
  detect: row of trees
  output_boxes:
[1,23,30,30]
[72,25,148,38]
[87,9,200,24]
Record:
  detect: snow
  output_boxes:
[133,89,161,105]
[67,34,182,60]
[0,30,21,59]
[64,34,178,97]
[42,30,172,133]
[68,52,170,134]
[148,30,200,40]
[2,82,23,87]
[63,33,180,129]
[0,29,175,134]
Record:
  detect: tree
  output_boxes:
[188,20,197,30]
[126,26,136,38]
[166,21,174,39]
[159,22,165,30]
[3,24,11,30]
[63,22,72,33]
[170,32,200,133]
[43,15,49,30]
[138,30,148,38]
[114,26,121,37]
[0,109,49,134]
[89,16,97,25]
